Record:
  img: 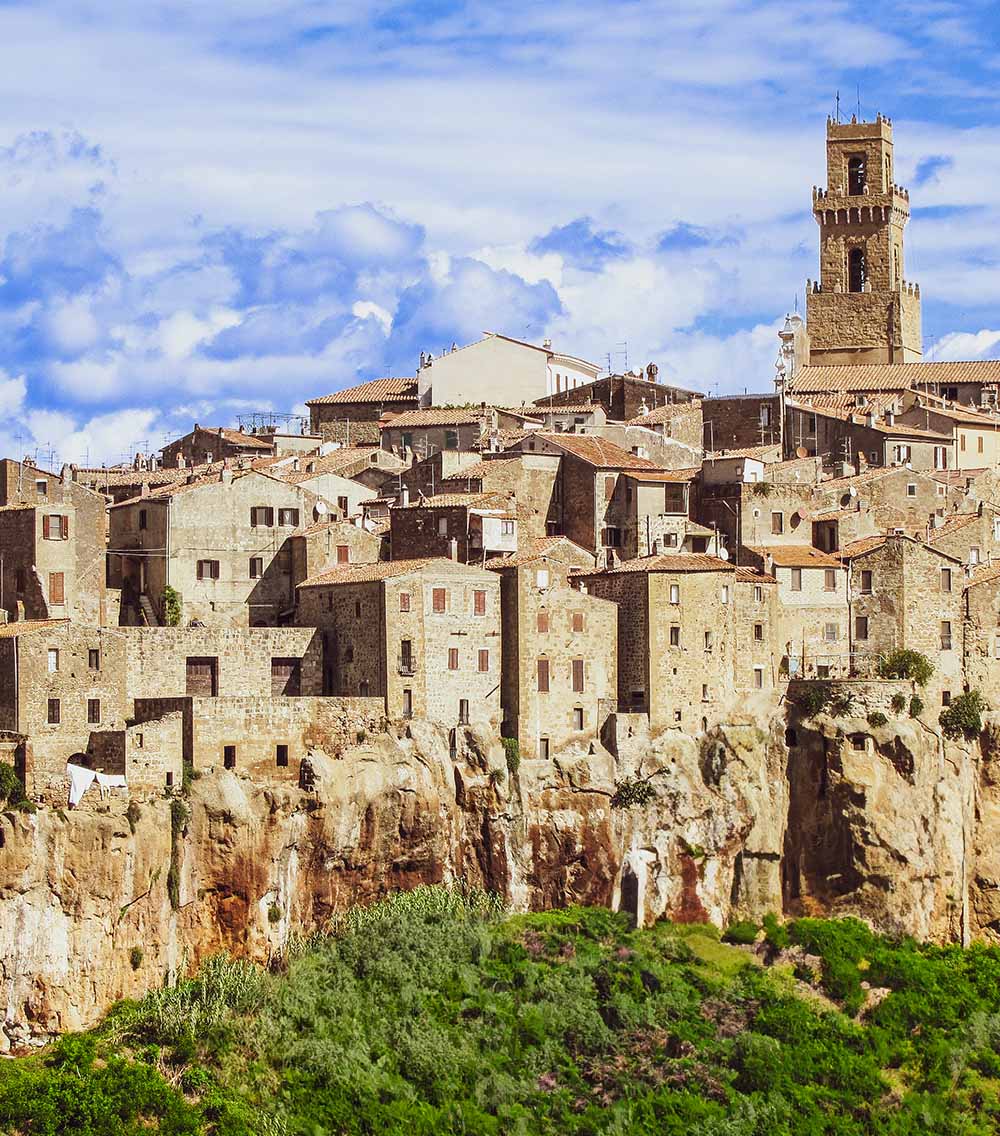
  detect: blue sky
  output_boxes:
[2,1,1000,464]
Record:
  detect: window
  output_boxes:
[359,680,370,697]
[979,436,985,455]
[701,684,710,701]
[669,625,680,646]
[399,592,411,612]
[474,590,487,616]
[448,647,459,671]
[537,608,549,633]
[604,475,616,498]
[664,533,679,548]
[87,698,100,724]
[859,569,873,594]
[537,658,550,692]
[185,657,218,697]
[42,515,68,540]
[893,445,911,464]
[602,527,621,548]
[971,547,981,565]
[249,556,263,579]
[940,621,952,651]
[49,572,65,605]
[458,698,469,724]
[278,508,300,527]
[139,508,147,530]
[941,568,952,592]
[994,636,1000,661]
[906,483,917,498]
[851,734,867,751]
[276,744,289,767]
[445,430,459,450]
[824,569,837,592]
[848,246,866,293]
[704,630,713,652]
[961,434,967,453]
[824,622,838,642]
[336,544,349,564]
[536,569,550,589]
[224,745,236,769]
[753,623,764,641]
[271,657,301,696]
[197,559,220,581]
[753,585,763,603]
[477,649,490,673]
[35,479,47,497]
[15,568,24,593]
[771,511,784,535]
[539,736,550,760]
[942,690,952,707]
[848,154,866,194]
[669,583,680,604]
[47,648,59,673]
[250,506,274,527]
[432,588,447,613]
[501,519,515,536]
[88,649,100,671]
[47,698,60,725]
[572,611,584,632]
[337,496,349,515]
[572,658,584,692]
[402,688,413,718]
[437,517,448,536]
[573,707,584,731]
[344,646,354,663]
[690,537,708,554]
[791,568,802,592]
[134,732,144,749]
[720,585,730,604]
[854,616,869,640]
[399,639,414,674]
[401,432,413,451]
[753,667,763,690]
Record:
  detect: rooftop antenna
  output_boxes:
[835,90,841,124]
[856,82,861,121]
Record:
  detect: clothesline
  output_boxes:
[65,763,128,807]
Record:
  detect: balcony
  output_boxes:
[398,654,417,676]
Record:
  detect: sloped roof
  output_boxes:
[789,400,949,439]
[791,360,1000,394]
[838,535,889,559]
[735,566,777,584]
[484,536,595,571]
[536,403,602,415]
[750,545,844,568]
[164,427,272,451]
[0,618,70,639]
[398,491,511,510]
[298,556,484,588]
[628,403,700,426]
[927,513,981,542]
[801,391,902,414]
[305,378,418,406]
[967,563,1000,589]
[622,467,700,483]
[577,554,732,576]
[526,433,660,469]
[380,407,488,429]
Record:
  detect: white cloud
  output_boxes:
[927,328,1000,362]
[0,370,27,416]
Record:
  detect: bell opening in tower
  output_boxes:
[848,247,867,293]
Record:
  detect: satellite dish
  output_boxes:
[849,486,858,497]
[796,445,808,459]
[313,501,328,521]
[717,547,730,561]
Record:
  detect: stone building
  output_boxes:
[289,519,384,593]
[108,468,328,627]
[438,453,563,542]
[963,564,1000,706]
[806,114,922,366]
[927,505,1000,568]
[702,395,781,452]
[537,370,702,420]
[306,377,419,446]
[296,558,501,727]
[380,407,497,461]
[841,534,964,703]
[0,621,131,796]
[261,449,380,519]
[487,544,616,760]
[577,555,737,734]
[0,459,108,626]
[810,466,966,539]
[389,492,518,564]
[160,424,274,469]
[734,566,780,693]
[784,400,950,470]
[615,469,715,558]
[745,545,849,678]
[529,403,607,433]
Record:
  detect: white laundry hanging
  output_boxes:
[95,773,128,799]
[66,763,97,807]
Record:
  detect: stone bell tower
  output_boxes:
[805,114,922,366]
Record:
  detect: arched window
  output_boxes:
[848,247,867,293]
[848,156,866,195]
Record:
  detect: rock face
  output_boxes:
[0,691,995,1042]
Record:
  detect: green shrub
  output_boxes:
[877,649,934,687]
[722,919,759,945]
[129,946,144,971]
[762,912,789,950]
[867,711,888,728]
[610,776,657,809]
[890,693,907,713]
[0,762,26,805]
[830,690,856,717]
[501,736,520,775]
[161,585,182,627]
[909,694,924,718]
[940,690,987,741]
[799,683,832,717]
[268,903,282,925]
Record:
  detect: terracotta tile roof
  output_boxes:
[380,407,489,429]
[707,444,781,460]
[577,554,732,576]
[789,400,950,439]
[74,466,200,489]
[932,469,986,486]
[735,566,777,583]
[535,403,602,415]
[750,545,844,568]
[838,535,889,559]
[476,428,529,451]
[800,391,902,414]
[0,618,70,638]
[817,466,898,490]
[927,513,981,542]
[527,433,661,469]
[306,377,418,406]
[442,454,522,482]
[269,448,373,483]
[0,503,35,512]
[299,555,483,588]
[622,467,700,482]
[216,428,273,450]
[109,466,275,508]
[791,360,1000,394]
[485,536,595,571]
[966,563,1000,589]
[398,491,511,510]
[913,399,1000,426]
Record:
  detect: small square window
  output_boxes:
[249,556,263,579]
[573,707,584,731]
[791,568,802,591]
[906,483,917,498]
[276,744,289,767]
[942,690,952,706]
[224,745,236,769]
[753,667,763,690]
[859,569,873,594]
[88,649,100,670]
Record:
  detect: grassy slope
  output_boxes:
[3,888,1000,1135]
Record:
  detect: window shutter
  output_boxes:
[49,572,65,605]
[61,515,69,540]
[474,590,486,615]
[42,515,50,540]
[572,659,584,692]
[537,658,549,692]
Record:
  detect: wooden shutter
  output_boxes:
[60,515,69,540]
[271,657,301,696]
[537,611,549,633]
[537,658,549,692]
[448,648,459,670]
[42,515,51,540]
[48,572,65,605]
[572,658,584,692]
[474,589,486,615]
[572,612,584,632]
[433,588,446,613]
[185,657,218,696]
[478,649,489,673]
[337,545,349,563]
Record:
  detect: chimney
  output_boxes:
[400,485,410,507]
[448,537,458,561]
[221,468,233,485]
